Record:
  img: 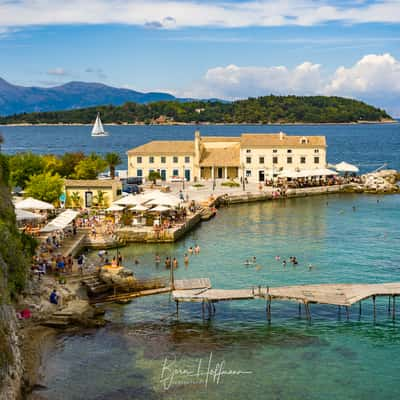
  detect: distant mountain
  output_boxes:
[0,78,177,116]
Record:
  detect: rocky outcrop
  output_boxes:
[361,169,400,193]
[100,265,136,288]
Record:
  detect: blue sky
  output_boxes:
[1,0,400,115]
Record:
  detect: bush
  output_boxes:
[221,181,240,187]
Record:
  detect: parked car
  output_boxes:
[123,184,140,194]
[126,177,143,185]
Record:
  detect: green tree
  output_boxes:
[73,153,107,180]
[105,152,122,179]
[57,152,85,177]
[9,152,45,188]
[25,172,63,204]
[148,170,161,184]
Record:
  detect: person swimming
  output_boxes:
[244,259,251,266]
[282,259,287,267]
[252,256,257,264]
[184,254,189,265]
[188,246,193,254]
[173,257,178,268]
[275,255,280,261]
[155,254,161,263]
[194,244,200,254]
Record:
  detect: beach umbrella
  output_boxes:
[15,197,54,210]
[144,192,181,207]
[106,204,125,212]
[335,161,359,173]
[15,209,45,222]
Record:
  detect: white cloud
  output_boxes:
[0,0,399,29]
[176,54,400,116]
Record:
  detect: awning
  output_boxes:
[15,209,45,222]
[279,168,338,178]
[40,210,79,233]
[113,194,146,206]
[15,197,54,210]
[334,161,359,173]
[131,204,149,212]
[144,192,181,207]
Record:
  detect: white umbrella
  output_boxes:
[150,205,171,212]
[131,204,149,212]
[113,194,146,206]
[15,197,54,210]
[144,192,181,207]
[106,204,125,212]
[335,161,359,173]
[15,209,45,222]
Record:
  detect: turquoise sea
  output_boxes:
[3,124,399,399]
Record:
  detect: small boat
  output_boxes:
[91,113,109,137]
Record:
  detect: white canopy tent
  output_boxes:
[334,161,359,173]
[15,197,54,210]
[15,209,45,222]
[40,210,79,233]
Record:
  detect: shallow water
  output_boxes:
[39,194,400,400]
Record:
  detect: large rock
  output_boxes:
[100,265,136,288]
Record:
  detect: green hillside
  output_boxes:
[0,95,392,124]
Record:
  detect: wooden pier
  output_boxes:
[172,280,400,321]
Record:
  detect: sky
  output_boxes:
[0,0,400,115]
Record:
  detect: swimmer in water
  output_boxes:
[308,263,313,271]
[155,254,161,264]
[244,259,251,266]
[252,256,257,264]
[188,246,193,254]
[184,254,189,265]
[275,255,280,261]
[282,259,287,267]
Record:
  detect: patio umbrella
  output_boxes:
[144,192,181,207]
[15,209,45,222]
[150,205,171,212]
[113,194,146,206]
[106,204,125,212]
[131,204,149,212]
[335,161,359,173]
[15,197,54,210]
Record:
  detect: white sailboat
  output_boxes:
[91,113,109,137]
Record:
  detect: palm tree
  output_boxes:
[105,152,122,179]
[69,191,81,208]
[93,190,108,208]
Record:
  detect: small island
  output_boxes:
[0,95,393,125]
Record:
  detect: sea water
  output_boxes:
[38,194,400,400]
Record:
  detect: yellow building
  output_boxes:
[127,130,327,183]
[64,179,122,208]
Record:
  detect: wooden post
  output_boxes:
[338,305,341,319]
[202,301,205,318]
[170,262,175,290]
[212,302,216,314]
[392,296,396,321]
[175,300,179,317]
[373,295,376,320]
[267,296,271,323]
[305,302,311,320]
[359,301,362,316]
[298,303,301,316]
[388,296,391,313]
[345,306,350,320]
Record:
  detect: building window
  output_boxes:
[173,169,179,176]
[246,157,252,164]
[273,156,278,164]
[273,149,277,153]
[149,156,154,164]
[301,137,308,144]
[246,170,251,177]
[137,156,142,164]
[161,156,166,163]
[185,156,190,163]
[259,156,264,164]
[314,157,320,164]
[246,149,251,153]
[300,156,306,164]
[314,149,319,153]
[287,157,292,164]
[137,169,143,177]
[173,156,178,163]
[287,149,292,153]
